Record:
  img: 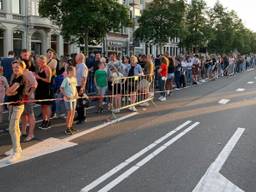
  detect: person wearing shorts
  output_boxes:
[166,56,175,96]
[61,66,78,135]
[21,59,38,142]
[94,58,108,113]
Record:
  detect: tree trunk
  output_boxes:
[84,32,89,55]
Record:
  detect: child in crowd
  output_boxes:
[53,59,69,118]
[0,66,9,123]
[60,66,78,135]
[94,58,108,113]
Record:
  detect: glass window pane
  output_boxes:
[31,0,39,16]
[0,0,3,10]
[0,29,3,57]
[31,32,42,41]
[13,30,22,39]
[12,0,21,14]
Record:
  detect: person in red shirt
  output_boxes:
[158,56,169,101]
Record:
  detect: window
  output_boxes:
[0,0,3,10]
[31,0,39,16]
[51,34,58,51]
[31,31,42,55]
[0,29,4,57]
[12,0,21,14]
[13,30,23,56]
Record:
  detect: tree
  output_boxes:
[181,0,210,53]
[134,0,186,52]
[39,0,130,54]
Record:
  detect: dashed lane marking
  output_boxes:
[80,121,192,192]
[236,88,245,92]
[218,99,230,105]
[81,122,200,192]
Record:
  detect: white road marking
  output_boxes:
[0,112,138,169]
[96,122,200,192]
[218,99,230,105]
[247,81,254,84]
[0,138,77,168]
[193,128,245,192]
[236,88,245,92]
[65,112,138,142]
[80,121,192,192]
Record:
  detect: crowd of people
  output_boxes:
[0,48,255,163]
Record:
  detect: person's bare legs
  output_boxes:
[27,114,35,137]
[21,114,28,135]
[66,111,71,128]
[70,110,76,128]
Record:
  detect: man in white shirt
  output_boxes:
[75,53,88,124]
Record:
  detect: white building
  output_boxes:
[0,0,181,58]
[0,0,76,57]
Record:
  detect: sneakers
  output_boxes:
[112,109,120,113]
[39,120,51,130]
[4,149,14,156]
[65,128,73,135]
[8,152,22,164]
[159,97,167,102]
[38,120,46,129]
[71,127,77,132]
[24,135,35,142]
[139,102,150,107]
[129,106,137,112]
[158,96,163,101]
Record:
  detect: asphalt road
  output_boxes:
[1,70,256,192]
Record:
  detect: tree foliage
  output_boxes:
[39,0,130,53]
[180,0,210,52]
[136,0,256,54]
[134,0,186,46]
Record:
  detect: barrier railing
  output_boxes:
[111,74,155,113]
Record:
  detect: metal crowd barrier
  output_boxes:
[111,74,155,112]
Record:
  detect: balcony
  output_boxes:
[0,11,6,18]
[28,15,56,28]
[12,14,25,21]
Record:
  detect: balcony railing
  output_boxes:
[0,11,6,18]
[12,14,25,21]
[28,15,54,27]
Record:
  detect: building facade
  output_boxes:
[0,0,77,57]
[0,0,181,58]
